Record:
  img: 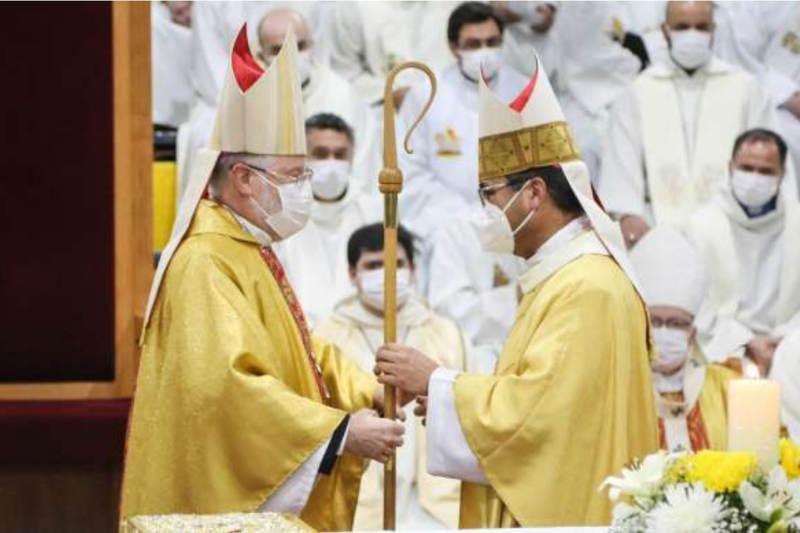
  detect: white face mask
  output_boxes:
[309,159,350,201]
[731,169,780,208]
[358,268,411,311]
[669,29,712,71]
[652,327,691,375]
[459,47,503,82]
[471,182,535,254]
[250,169,313,241]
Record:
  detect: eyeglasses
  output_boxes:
[247,164,314,191]
[651,317,693,331]
[478,175,531,207]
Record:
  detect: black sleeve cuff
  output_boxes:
[319,415,350,476]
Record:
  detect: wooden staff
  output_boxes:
[379,62,437,531]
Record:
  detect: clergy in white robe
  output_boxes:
[630,226,738,453]
[328,1,458,108]
[597,1,776,247]
[713,1,800,198]
[274,113,380,329]
[315,223,466,531]
[687,128,800,437]
[548,1,641,181]
[152,2,194,128]
[256,7,380,195]
[397,2,527,242]
[427,214,525,374]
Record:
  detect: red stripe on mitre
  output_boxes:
[231,24,264,92]
[509,58,540,112]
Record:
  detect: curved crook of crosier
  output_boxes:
[382,62,438,172]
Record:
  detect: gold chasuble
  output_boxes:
[460,59,659,527]
[122,26,376,531]
[123,202,376,529]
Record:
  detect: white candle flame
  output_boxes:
[744,362,761,379]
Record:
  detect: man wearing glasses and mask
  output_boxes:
[376,59,658,527]
[122,26,403,531]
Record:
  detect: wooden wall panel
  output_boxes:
[0,1,152,400]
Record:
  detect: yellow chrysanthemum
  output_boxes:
[780,438,800,480]
[679,451,759,493]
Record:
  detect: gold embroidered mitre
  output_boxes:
[210,24,306,155]
[478,59,580,184]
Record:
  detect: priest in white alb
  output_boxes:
[316,223,465,531]
[376,58,659,527]
[688,128,800,441]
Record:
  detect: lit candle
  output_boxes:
[727,365,781,469]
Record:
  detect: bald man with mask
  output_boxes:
[598,1,776,247]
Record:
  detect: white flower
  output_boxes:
[739,466,800,524]
[646,483,725,533]
[601,451,681,507]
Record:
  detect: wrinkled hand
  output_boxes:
[375,343,439,396]
[344,409,405,463]
[746,335,781,376]
[620,214,651,249]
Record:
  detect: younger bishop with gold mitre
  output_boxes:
[376,57,660,527]
[121,25,403,532]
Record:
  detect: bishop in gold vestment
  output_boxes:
[121,26,400,532]
[376,59,659,527]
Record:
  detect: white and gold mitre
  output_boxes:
[478,59,581,185]
[210,24,306,155]
[478,57,646,297]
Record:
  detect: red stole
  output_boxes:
[260,245,331,404]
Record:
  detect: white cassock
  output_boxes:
[274,191,380,329]
[548,2,641,181]
[688,189,800,436]
[151,3,193,128]
[327,1,458,107]
[396,64,528,242]
[597,56,777,228]
[303,61,381,196]
[176,1,324,199]
[427,212,526,374]
[714,2,800,199]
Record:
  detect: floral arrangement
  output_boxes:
[602,438,800,533]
